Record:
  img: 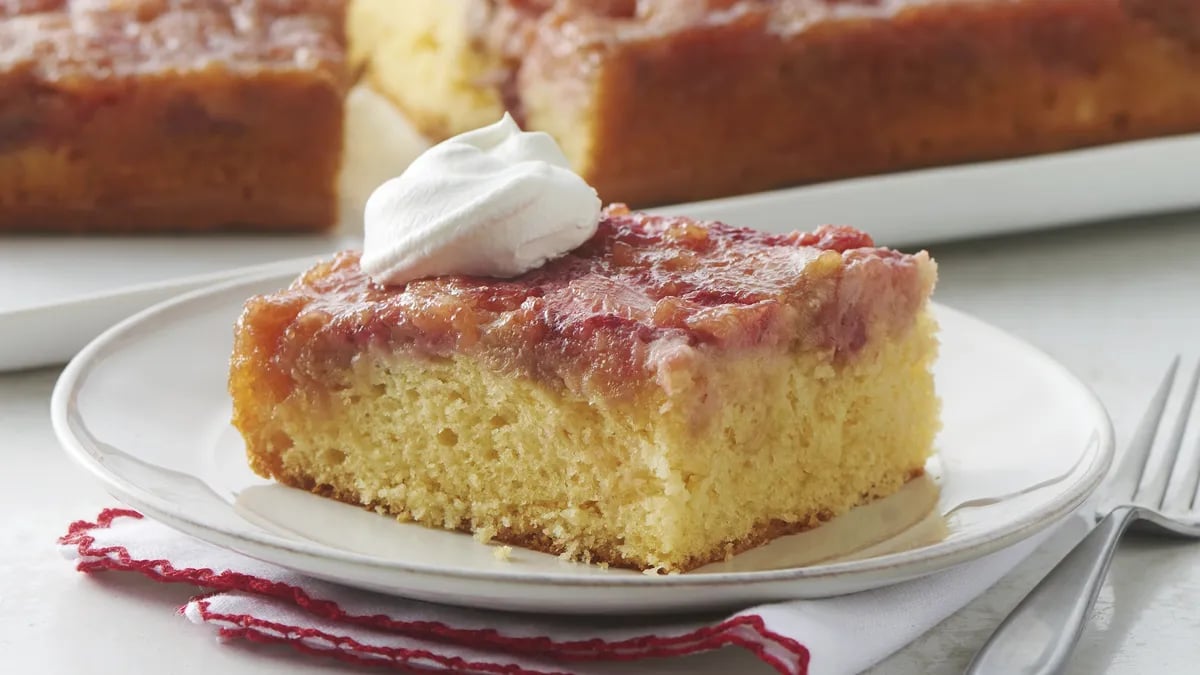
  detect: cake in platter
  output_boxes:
[0,0,347,232]
[228,115,940,573]
[348,0,1200,206]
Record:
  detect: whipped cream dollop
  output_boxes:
[360,113,602,286]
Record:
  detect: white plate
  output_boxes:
[668,132,1200,247]
[51,265,1114,615]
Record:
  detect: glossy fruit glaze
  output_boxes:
[232,204,935,401]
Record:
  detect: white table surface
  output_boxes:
[4,211,1200,674]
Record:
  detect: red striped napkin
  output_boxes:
[59,508,1049,675]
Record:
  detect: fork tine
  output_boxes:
[1171,362,1200,504]
[1179,362,1200,511]
[1137,357,1195,504]
[1105,357,1180,504]
[1190,432,1200,512]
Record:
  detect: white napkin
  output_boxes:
[59,508,1053,675]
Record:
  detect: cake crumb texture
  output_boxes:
[232,311,939,572]
[348,0,504,139]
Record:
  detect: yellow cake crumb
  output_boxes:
[236,311,939,572]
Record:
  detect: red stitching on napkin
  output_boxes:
[226,627,513,675]
[194,598,567,675]
[60,509,810,675]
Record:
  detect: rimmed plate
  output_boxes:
[51,265,1114,615]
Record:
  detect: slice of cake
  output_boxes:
[0,0,347,233]
[229,204,939,572]
[349,0,1200,206]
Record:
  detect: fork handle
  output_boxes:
[964,506,1139,675]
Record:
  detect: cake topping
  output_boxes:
[360,113,602,286]
[253,208,934,400]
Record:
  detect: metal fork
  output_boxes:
[965,357,1200,675]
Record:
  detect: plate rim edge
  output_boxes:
[50,264,1116,589]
